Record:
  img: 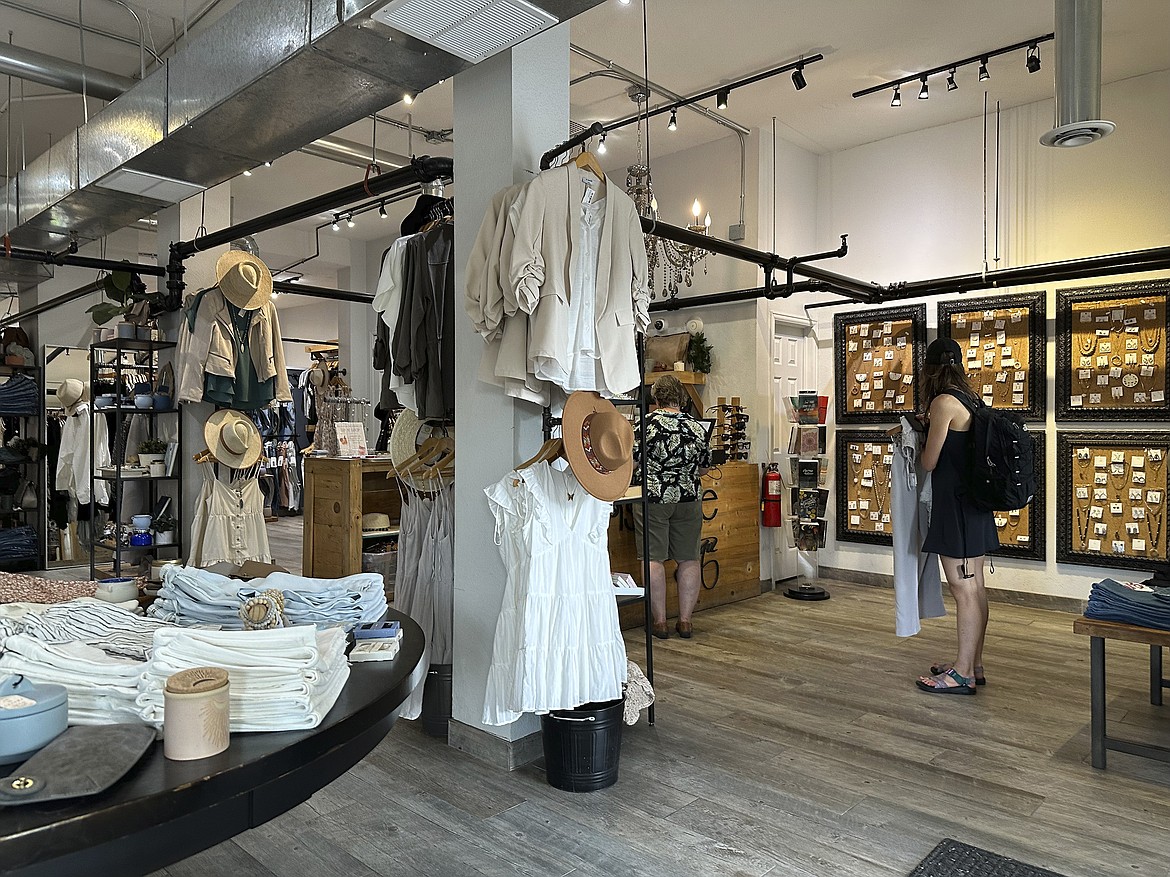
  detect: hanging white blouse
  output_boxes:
[55,403,110,506]
[187,466,272,568]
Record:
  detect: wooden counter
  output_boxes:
[303,456,402,578]
[610,462,763,628]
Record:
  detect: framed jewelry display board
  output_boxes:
[1056,279,1169,421]
[990,430,1046,561]
[937,292,1046,421]
[834,304,927,424]
[835,430,895,545]
[1057,431,1168,571]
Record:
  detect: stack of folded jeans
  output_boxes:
[0,373,38,415]
[1085,577,1170,631]
[136,625,349,732]
[147,566,386,629]
[0,527,38,564]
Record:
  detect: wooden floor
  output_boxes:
[147,579,1170,877]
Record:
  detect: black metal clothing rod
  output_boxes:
[272,281,373,304]
[852,34,1054,98]
[539,122,605,171]
[173,156,453,258]
[0,279,102,328]
[649,281,836,313]
[604,55,825,135]
[2,246,166,277]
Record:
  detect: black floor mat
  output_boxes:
[910,839,1069,877]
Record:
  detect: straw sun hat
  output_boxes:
[562,391,635,502]
[55,379,87,414]
[215,250,272,311]
[204,409,262,468]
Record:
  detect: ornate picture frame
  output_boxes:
[1056,279,1169,421]
[1057,431,1169,571]
[990,430,1046,562]
[938,292,1047,421]
[834,304,927,424]
[835,429,895,546]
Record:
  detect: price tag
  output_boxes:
[1133,539,1147,552]
[1087,538,1102,552]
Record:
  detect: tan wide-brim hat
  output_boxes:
[306,363,328,388]
[362,512,393,535]
[562,391,635,502]
[56,378,87,413]
[215,250,272,311]
[204,409,262,469]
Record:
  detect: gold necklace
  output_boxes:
[1076,504,1091,548]
[1139,324,1162,354]
[1109,467,1129,493]
[1148,450,1165,482]
[871,456,890,516]
[1148,506,1164,553]
[1078,331,1097,356]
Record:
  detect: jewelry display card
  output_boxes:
[835,430,895,545]
[1057,280,1169,421]
[990,430,1046,561]
[1057,431,1168,570]
[938,292,1046,421]
[834,304,927,424]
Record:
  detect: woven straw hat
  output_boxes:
[362,513,394,535]
[215,250,272,311]
[562,391,634,502]
[56,379,87,414]
[204,409,262,468]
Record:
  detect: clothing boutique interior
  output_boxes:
[1,1,1169,875]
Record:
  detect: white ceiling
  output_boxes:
[3,0,1170,285]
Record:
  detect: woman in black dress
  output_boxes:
[915,337,998,695]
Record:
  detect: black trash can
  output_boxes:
[419,663,452,738]
[540,698,624,792]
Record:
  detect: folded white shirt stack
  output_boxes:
[136,625,350,733]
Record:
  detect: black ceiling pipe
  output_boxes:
[3,246,165,276]
[649,280,842,312]
[272,281,373,304]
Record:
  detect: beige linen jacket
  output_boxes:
[176,287,291,405]
[507,164,650,396]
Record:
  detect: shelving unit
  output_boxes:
[88,338,183,580]
[302,456,401,578]
[0,365,45,571]
[782,392,830,601]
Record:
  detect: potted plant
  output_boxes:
[152,511,176,546]
[138,438,168,468]
[687,331,713,374]
[86,262,174,338]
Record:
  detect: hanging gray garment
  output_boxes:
[392,225,455,422]
[394,491,435,719]
[891,417,946,637]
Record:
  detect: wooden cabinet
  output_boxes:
[302,457,401,577]
[610,462,762,628]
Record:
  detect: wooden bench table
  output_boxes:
[1072,616,1170,769]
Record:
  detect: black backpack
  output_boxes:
[948,391,1036,512]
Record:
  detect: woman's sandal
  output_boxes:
[915,668,977,695]
[929,662,986,685]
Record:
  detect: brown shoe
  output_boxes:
[675,621,693,639]
[652,622,670,639]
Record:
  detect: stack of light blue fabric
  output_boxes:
[1085,577,1170,631]
[147,566,387,630]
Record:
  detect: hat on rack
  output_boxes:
[306,362,328,388]
[204,409,262,469]
[925,337,963,366]
[562,391,635,503]
[55,379,87,414]
[215,250,272,311]
[361,513,394,536]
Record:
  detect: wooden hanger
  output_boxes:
[574,148,605,183]
[193,448,215,464]
[388,435,454,479]
[516,438,565,471]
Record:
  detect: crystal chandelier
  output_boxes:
[623,95,711,301]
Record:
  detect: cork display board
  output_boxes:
[1057,280,1170,421]
[834,305,927,424]
[835,430,895,546]
[1057,431,1169,571]
[990,430,1046,562]
[938,292,1046,421]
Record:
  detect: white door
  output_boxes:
[770,314,816,582]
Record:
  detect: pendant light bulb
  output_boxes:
[692,199,702,220]
[891,86,901,107]
[596,133,607,155]
[946,68,958,92]
[667,109,677,132]
[716,88,729,110]
[978,58,990,81]
[379,202,387,219]
[918,76,929,100]
[331,216,340,232]
[403,91,415,105]
[703,212,711,230]
[650,195,659,214]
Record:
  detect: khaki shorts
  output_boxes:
[632,501,703,563]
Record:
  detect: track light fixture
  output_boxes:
[331,216,340,232]
[379,202,388,219]
[242,169,252,176]
[264,161,272,167]
[667,108,677,131]
[791,63,807,91]
[403,92,415,105]
[1026,43,1041,74]
[716,88,729,110]
[346,214,356,228]
[891,86,901,107]
[596,133,607,155]
[852,33,1052,103]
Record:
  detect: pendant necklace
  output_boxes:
[1078,331,1097,357]
[1139,325,1162,355]
[1076,504,1090,549]
[1148,506,1163,553]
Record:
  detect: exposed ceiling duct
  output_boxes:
[0,42,135,101]
[1040,0,1116,147]
[1,0,601,250]
[299,135,412,171]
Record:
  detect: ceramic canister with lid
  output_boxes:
[163,667,230,760]
[0,675,68,764]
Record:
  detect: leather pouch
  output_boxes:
[0,724,157,806]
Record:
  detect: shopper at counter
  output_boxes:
[915,337,998,695]
[633,374,711,639]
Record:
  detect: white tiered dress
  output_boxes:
[482,460,627,725]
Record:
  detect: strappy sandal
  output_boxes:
[915,668,977,695]
[930,661,986,685]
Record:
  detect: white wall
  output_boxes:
[808,69,1170,601]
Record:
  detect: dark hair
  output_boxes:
[921,362,976,409]
[651,374,687,409]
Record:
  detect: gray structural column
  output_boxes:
[450,25,570,760]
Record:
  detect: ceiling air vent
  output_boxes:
[1040,0,1115,148]
[97,168,206,204]
[371,0,559,63]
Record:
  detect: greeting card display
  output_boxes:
[834,305,927,423]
